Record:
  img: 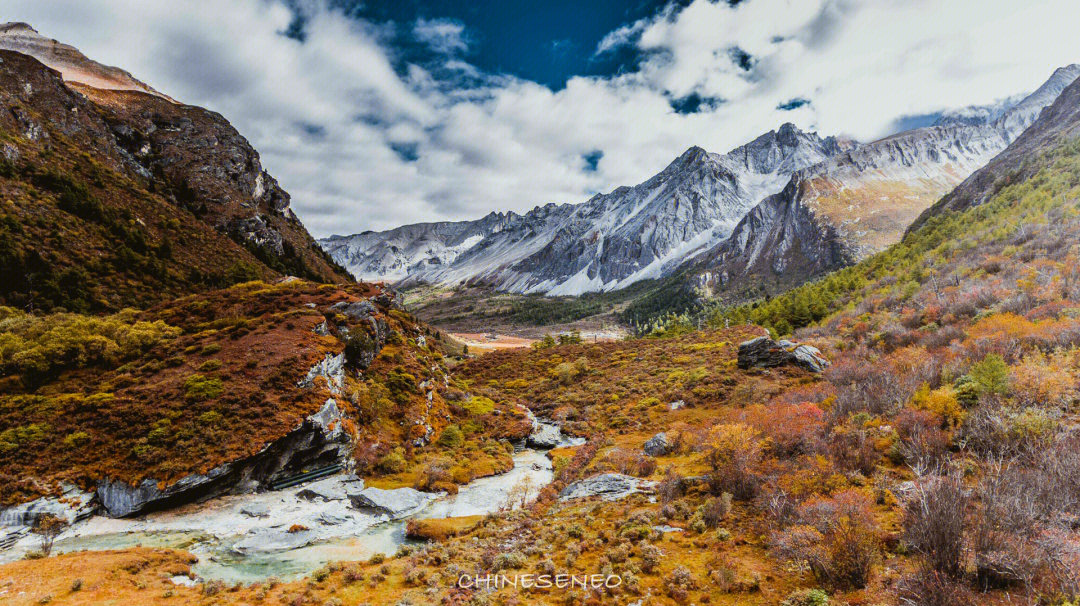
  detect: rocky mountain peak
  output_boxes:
[775,122,801,146]
[663,145,714,173]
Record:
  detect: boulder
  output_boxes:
[779,340,831,373]
[232,526,317,554]
[559,474,657,502]
[349,487,434,518]
[238,502,270,518]
[737,336,829,373]
[527,422,562,449]
[296,474,364,502]
[330,300,376,321]
[643,432,671,457]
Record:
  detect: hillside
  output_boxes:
[0,26,350,313]
[0,278,530,516]
[685,65,1080,304]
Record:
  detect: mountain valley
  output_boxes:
[2,19,1080,606]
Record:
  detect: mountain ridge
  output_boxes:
[685,63,1080,301]
[322,122,853,295]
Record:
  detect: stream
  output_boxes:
[0,448,559,583]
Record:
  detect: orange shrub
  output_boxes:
[1011,351,1076,407]
[742,402,825,456]
[909,383,964,428]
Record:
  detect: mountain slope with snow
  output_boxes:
[322,124,853,295]
[688,65,1080,300]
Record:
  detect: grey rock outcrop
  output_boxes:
[0,484,95,528]
[349,487,435,518]
[737,337,829,373]
[643,433,672,456]
[97,398,352,517]
[298,353,345,394]
[559,473,657,501]
[239,502,270,518]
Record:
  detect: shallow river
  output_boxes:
[2,448,556,583]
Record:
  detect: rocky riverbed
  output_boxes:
[0,448,557,583]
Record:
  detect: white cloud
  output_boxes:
[412,17,468,55]
[2,0,1080,237]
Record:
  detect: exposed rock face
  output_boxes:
[349,487,436,517]
[559,473,657,501]
[96,398,352,517]
[643,432,672,457]
[321,124,854,295]
[0,484,95,528]
[298,353,346,393]
[330,300,391,369]
[691,65,1080,300]
[737,337,829,373]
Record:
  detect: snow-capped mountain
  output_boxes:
[690,64,1080,300]
[321,123,854,295]
[323,65,1079,300]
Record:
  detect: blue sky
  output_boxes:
[315,0,685,89]
[5,0,1080,236]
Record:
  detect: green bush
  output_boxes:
[781,588,829,606]
[437,425,464,448]
[968,354,1011,396]
[183,374,223,402]
[376,450,406,474]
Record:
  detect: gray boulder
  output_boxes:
[296,474,358,502]
[232,526,317,554]
[737,336,829,373]
[330,300,376,320]
[643,432,671,456]
[527,422,562,449]
[559,474,657,502]
[349,487,434,517]
[238,502,270,518]
[779,340,831,373]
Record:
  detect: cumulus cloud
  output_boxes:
[3,0,1080,236]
